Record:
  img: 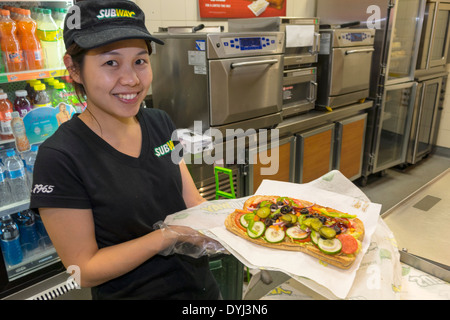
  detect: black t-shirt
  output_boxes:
[30,108,220,300]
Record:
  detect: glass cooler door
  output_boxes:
[0,208,62,294]
[372,82,417,172]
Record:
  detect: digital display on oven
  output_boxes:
[350,33,363,42]
[239,37,262,50]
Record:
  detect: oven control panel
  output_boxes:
[320,28,375,48]
[221,36,279,54]
[207,32,284,58]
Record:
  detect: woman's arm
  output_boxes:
[39,207,194,288]
[179,159,206,208]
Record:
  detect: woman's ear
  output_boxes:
[63,54,82,84]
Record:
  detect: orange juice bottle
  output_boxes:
[0,10,26,72]
[17,9,45,70]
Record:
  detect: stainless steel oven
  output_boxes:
[229,17,320,117]
[151,30,285,135]
[282,67,317,117]
[417,0,450,73]
[229,17,320,68]
[316,28,375,110]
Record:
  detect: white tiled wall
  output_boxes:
[136,0,317,33]
[136,0,449,149]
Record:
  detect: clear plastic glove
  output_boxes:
[153,221,228,258]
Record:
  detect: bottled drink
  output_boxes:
[4,148,29,202]
[0,215,23,266]
[0,162,12,207]
[14,90,33,118]
[37,9,61,69]
[17,9,45,70]
[52,82,69,106]
[33,84,52,108]
[25,144,38,188]
[53,8,66,60]
[11,111,30,152]
[25,79,42,104]
[0,92,14,141]
[15,210,39,253]
[0,10,26,72]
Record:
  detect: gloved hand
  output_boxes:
[153,221,228,258]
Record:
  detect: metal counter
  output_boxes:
[276,100,373,137]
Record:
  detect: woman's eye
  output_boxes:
[136,58,148,65]
[105,60,118,66]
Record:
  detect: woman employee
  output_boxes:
[30,0,221,300]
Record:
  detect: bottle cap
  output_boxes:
[15,90,28,97]
[34,84,46,91]
[55,83,66,89]
[0,93,7,100]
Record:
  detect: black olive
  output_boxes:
[333,225,342,235]
[318,216,327,224]
[277,201,284,206]
[270,204,278,212]
[265,219,274,227]
[306,214,315,218]
[280,205,292,214]
[300,208,309,215]
[272,213,282,220]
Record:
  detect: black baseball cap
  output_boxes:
[63,0,164,50]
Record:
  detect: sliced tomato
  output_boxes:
[337,234,359,254]
[293,235,311,243]
[234,212,247,232]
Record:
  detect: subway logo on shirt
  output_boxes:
[154,140,175,157]
[97,9,136,19]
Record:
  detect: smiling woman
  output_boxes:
[28,0,221,300]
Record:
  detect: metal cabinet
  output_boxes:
[371,82,417,173]
[245,135,296,194]
[334,114,368,181]
[296,124,335,183]
[417,0,450,72]
[407,75,444,164]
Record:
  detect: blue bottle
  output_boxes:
[4,149,29,202]
[0,215,23,266]
[15,210,39,253]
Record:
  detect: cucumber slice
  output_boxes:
[264,227,286,243]
[247,221,265,239]
[240,215,249,228]
[310,230,321,245]
[286,226,309,240]
[318,237,342,255]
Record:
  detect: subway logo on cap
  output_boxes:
[97,8,136,19]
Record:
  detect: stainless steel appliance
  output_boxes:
[407,72,447,164]
[416,0,450,75]
[317,0,427,185]
[316,28,375,110]
[229,17,320,117]
[151,29,285,135]
[281,67,317,117]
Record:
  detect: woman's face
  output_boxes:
[77,39,152,121]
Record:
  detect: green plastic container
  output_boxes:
[209,254,244,300]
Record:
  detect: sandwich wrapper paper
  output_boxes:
[164,170,403,299]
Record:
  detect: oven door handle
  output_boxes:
[230,59,279,69]
[345,48,375,55]
[308,81,318,102]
